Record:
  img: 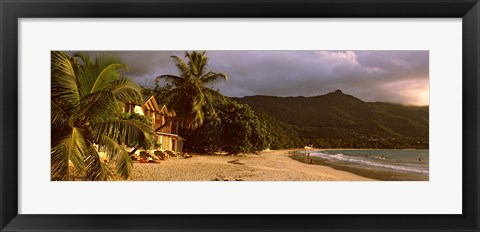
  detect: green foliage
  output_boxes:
[219,101,270,154]
[257,112,303,149]
[180,99,270,155]
[120,112,156,149]
[141,78,174,103]
[232,90,429,149]
[122,112,152,126]
[156,51,228,130]
[51,51,155,181]
[180,112,222,154]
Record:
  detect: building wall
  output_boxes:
[158,135,172,151]
[134,106,145,116]
[172,138,183,153]
[176,139,183,153]
[123,98,184,153]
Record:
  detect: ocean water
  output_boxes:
[292,149,429,181]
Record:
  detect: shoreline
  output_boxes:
[291,149,429,181]
[128,149,374,181]
[302,148,428,151]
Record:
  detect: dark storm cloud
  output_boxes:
[77,50,429,106]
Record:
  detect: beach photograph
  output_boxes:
[51,50,429,181]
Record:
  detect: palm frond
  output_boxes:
[110,77,143,104]
[200,72,228,85]
[94,54,124,71]
[115,148,133,179]
[97,136,132,179]
[74,90,119,124]
[75,53,126,96]
[196,51,209,76]
[171,55,192,78]
[170,93,206,130]
[157,75,184,86]
[202,87,227,99]
[91,63,127,93]
[153,90,188,131]
[74,52,97,97]
[166,91,189,116]
[92,119,154,149]
[51,52,146,181]
[73,52,91,66]
[201,88,226,114]
[51,143,71,181]
[51,100,70,130]
[189,92,207,127]
[51,51,81,111]
[185,51,208,76]
[51,127,88,180]
[84,144,112,181]
[184,51,198,76]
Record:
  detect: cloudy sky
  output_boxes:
[80,50,429,106]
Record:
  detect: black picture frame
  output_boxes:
[1,0,479,231]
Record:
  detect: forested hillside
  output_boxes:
[232,90,429,149]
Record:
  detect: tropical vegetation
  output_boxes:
[179,98,271,155]
[51,51,155,181]
[51,49,427,182]
[233,90,429,149]
[154,51,228,130]
[143,51,279,155]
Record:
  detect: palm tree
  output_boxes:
[51,51,154,181]
[157,51,228,130]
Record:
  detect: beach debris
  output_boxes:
[212,174,243,181]
[227,159,244,165]
[212,176,225,181]
[212,177,244,181]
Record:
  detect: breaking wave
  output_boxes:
[309,152,429,175]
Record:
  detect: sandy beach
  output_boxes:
[128,149,374,181]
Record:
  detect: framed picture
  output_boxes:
[1,0,479,231]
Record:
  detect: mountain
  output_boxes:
[231,90,429,149]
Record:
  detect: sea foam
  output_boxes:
[310,152,429,175]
